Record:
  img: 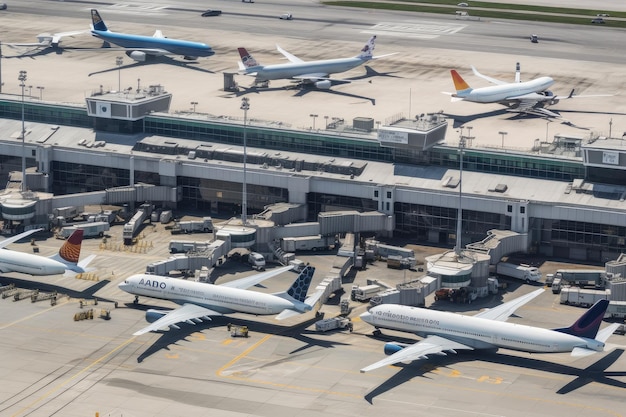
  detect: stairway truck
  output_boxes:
[496,262,542,284]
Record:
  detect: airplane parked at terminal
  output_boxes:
[360,289,620,373]
[446,63,609,118]
[237,35,395,89]
[89,9,215,62]
[0,229,96,276]
[119,266,322,335]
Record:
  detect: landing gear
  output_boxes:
[133,295,139,305]
[373,329,382,337]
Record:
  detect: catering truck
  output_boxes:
[496,262,542,284]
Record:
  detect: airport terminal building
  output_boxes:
[2,89,626,263]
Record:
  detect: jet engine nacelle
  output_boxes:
[127,50,147,62]
[384,342,409,356]
[146,309,167,323]
[314,80,332,89]
[541,90,559,105]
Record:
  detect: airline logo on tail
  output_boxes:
[91,9,108,32]
[238,48,259,68]
[451,70,472,95]
[358,36,376,60]
[58,229,84,264]
[287,266,315,303]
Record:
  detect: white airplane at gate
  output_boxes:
[237,36,395,89]
[119,266,322,335]
[360,289,620,373]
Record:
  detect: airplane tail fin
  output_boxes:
[515,62,521,83]
[358,36,376,60]
[51,229,94,273]
[238,48,260,68]
[451,70,472,98]
[554,299,610,339]
[91,9,108,32]
[286,266,315,303]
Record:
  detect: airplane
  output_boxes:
[4,30,87,52]
[0,228,96,276]
[446,62,609,118]
[237,35,395,89]
[360,289,621,373]
[119,265,323,335]
[89,9,215,62]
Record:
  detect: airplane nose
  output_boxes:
[360,310,373,324]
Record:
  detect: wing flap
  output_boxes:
[474,288,543,322]
[360,335,473,373]
[133,303,221,335]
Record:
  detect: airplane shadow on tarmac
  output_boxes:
[87,55,216,77]
[134,310,350,363]
[363,335,626,403]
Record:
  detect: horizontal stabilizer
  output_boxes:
[275,308,302,320]
[571,346,598,357]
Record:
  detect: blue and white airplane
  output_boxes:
[360,290,620,373]
[89,9,215,62]
[119,266,323,335]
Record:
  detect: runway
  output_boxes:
[1,0,625,148]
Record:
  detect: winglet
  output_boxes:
[91,9,108,32]
[358,35,376,60]
[554,299,610,339]
[238,47,259,68]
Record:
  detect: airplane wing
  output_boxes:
[50,30,87,44]
[133,303,220,335]
[0,229,42,249]
[474,288,544,322]
[371,52,398,60]
[471,65,507,86]
[292,73,329,82]
[276,44,304,63]
[220,265,294,289]
[72,47,171,56]
[360,335,474,373]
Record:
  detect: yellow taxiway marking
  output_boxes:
[12,336,137,417]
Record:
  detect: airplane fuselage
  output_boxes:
[0,250,67,275]
[246,56,369,82]
[91,30,215,57]
[457,76,554,104]
[119,274,297,315]
[362,304,604,354]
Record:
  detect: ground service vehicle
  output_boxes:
[58,221,109,239]
[201,9,221,16]
[279,13,293,20]
[496,262,541,284]
[315,317,353,332]
[248,252,266,270]
[351,284,382,302]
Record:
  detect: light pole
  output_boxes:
[240,97,250,225]
[545,120,551,142]
[498,131,508,148]
[191,101,198,112]
[310,113,318,130]
[324,115,329,129]
[116,56,123,91]
[18,70,27,192]
[36,86,44,100]
[455,134,465,255]
[28,85,32,96]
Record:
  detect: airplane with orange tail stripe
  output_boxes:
[445,63,609,118]
[0,229,95,276]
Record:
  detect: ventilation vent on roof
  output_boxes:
[489,184,508,193]
[442,176,459,188]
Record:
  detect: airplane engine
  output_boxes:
[314,80,332,89]
[145,309,167,323]
[384,342,409,356]
[542,90,559,105]
[183,56,198,60]
[127,50,147,62]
